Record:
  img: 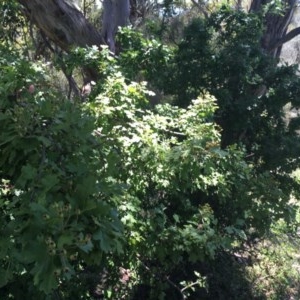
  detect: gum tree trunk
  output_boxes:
[17,0,300,58]
[17,0,130,54]
[17,0,130,83]
[17,0,105,51]
[102,0,130,53]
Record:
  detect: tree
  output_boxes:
[250,0,299,58]
[17,0,130,54]
[102,0,130,53]
[14,0,300,62]
[13,0,167,88]
[17,0,105,51]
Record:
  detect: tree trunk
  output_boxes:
[250,0,297,58]
[17,0,300,60]
[102,0,130,53]
[17,0,105,51]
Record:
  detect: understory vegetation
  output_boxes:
[1,1,300,299]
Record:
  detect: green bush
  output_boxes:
[1,6,300,299]
[0,47,123,297]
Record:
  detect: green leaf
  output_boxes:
[16,165,38,188]
[0,268,13,288]
[93,231,112,252]
[173,214,180,223]
[29,202,48,213]
[31,257,58,293]
[78,240,93,253]
[41,174,59,192]
[36,136,52,147]
[57,234,74,249]
[21,165,38,180]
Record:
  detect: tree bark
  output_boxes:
[17,0,300,60]
[250,0,298,58]
[17,0,105,51]
[102,0,130,53]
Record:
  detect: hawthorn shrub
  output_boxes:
[1,8,300,299]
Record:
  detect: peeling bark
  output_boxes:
[17,0,105,51]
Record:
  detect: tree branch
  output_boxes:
[191,0,208,18]
[17,0,105,51]
[269,26,300,51]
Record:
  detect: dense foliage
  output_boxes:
[1,2,300,299]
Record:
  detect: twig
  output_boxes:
[137,256,185,300]
[39,32,81,99]
[181,280,202,293]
